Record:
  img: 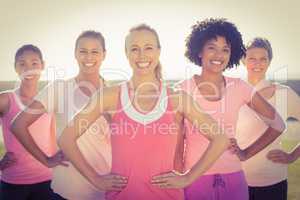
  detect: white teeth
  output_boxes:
[137,62,150,68]
[211,60,222,65]
[24,76,34,79]
[84,63,94,67]
[253,68,262,72]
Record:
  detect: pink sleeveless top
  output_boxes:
[1,91,56,184]
[106,83,184,200]
[180,76,254,175]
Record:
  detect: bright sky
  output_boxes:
[1,0,299,81]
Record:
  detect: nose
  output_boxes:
[137,49,147,58]
[85,52,94,60]
[214,49,226,59]
[253,59,261,66]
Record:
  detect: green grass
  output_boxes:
[282,140,300,200]
[0,141,299,199]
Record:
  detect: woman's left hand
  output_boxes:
[151,170,190,189]
[228,138,248,161]
[267,149,295,164]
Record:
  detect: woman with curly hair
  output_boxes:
[58,24,230,200]
[172,18,286,200]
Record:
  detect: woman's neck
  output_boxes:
[18,81,38,100]
[131,74,160,91]
[75,73,103,96]
[247,75,265,86]
[198,70,224,85]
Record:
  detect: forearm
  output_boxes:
[11,122,49,166]
[58,127,99,185]
[173,150,185,173]
[244,127,281,160]
[186,134,229,184]
[290,143,300,162]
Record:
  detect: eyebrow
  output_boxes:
[130,43,155,47]
[17,58,40,62]
[206,42,230,48]
[79,48,101,50]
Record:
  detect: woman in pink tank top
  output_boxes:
[176,18,286,200]
[59,24,230,200]
[10,31,113,200]
[0,45,60,200]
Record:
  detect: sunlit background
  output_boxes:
[0,0,299,81]
[1,1,300,198]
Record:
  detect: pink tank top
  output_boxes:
[106,83,184,200]
[180,76,254,175]
[1,91,56,184]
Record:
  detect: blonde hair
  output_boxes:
[125,24,162,80]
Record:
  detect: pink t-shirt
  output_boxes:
[180,76,254,175]
[106,83,184,200]
[1,91,56,184]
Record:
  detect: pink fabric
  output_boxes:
[184,171,249,200]
[1,91,56,184]
[106,84,184,200]
[181,76,254,175]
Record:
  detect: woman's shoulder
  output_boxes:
[0,91,13,115]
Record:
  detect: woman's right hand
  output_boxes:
[91,173,128,191]
[228,138,248,161]
[46,150,69,168]
[0,152,17,170]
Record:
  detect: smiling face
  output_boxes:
[243,47,270,79]
[199,36,231,74]
[15,50,44,83]
[125,30,161,78]
[75,37,106,75]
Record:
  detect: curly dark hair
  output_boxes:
[185,18,245,69]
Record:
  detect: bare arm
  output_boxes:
[58,87,127,191]
[0,94,17,170]
[179,91,229,184]
[238,92,286,160]
[267,87,300,164]
[173,112,185,173]
[285,88,300,162]
[289,143,300,162]
[152,91,229,188]
[11,100,65,167]
[0,93,9,117]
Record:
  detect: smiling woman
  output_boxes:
[57,23,229,200]
[179,18,286,200]
[125,24,162,80]
[0,44,57,200]
[10,31,112,200]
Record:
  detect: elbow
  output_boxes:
[272,122,286,137]
[57,129,75,151]
[10,118,21,136]
[265,110,286,136]
[272,115,286,136]
[57,134,65,150]
[279,121,287,134]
